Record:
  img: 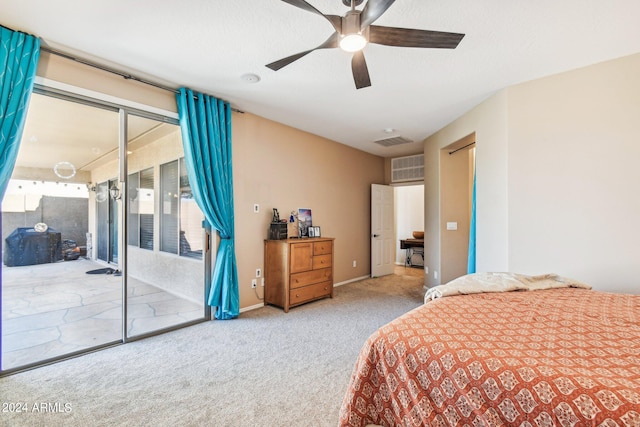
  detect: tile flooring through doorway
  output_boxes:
[1,258,203,371]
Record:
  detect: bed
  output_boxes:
[338,273,640,427]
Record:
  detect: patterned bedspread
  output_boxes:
[338,288,640,426]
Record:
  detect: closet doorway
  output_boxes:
[439,134,475,283]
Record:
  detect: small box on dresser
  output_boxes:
[268,222,288,240]
[264,237,334,312]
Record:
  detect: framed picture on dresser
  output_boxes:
[297,208,312,237]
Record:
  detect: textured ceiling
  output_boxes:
[2,0,640,157]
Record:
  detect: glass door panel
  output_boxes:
[1,93,122,371]
[125,115,205,338]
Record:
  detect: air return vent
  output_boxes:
[391,154,424,183]
[373,136,413,147]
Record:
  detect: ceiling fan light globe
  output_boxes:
[340,34,367,52]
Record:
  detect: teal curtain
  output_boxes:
[467,167,476,274]
[176,88,239,320]
[0,26,40,199]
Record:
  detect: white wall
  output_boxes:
[507,53,640,294]
[424,52,640,294]
[394,184,424,265]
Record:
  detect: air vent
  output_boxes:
[391,154,424,183]
[373,136,413,147]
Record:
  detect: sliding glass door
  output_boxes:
[1,88,209,374]
[1,93,123,371]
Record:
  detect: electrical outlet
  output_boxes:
[251,279,257,288]
[425,266,429,274]
[434,271,438,280]
[352,260,357,268]
[253,204,259,213]
[256,268,261,278]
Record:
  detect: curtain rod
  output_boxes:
[40,45,244,113]
[448,141,476,155]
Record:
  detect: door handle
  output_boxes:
[373,234,380,238]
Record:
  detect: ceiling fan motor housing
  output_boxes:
[343,9,361,35]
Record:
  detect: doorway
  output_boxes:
[394,184,425,268]
[371,183,426,278]
[439,134,475,284]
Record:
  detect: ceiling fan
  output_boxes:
[266,0,465,89]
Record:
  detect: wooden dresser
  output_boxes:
[264,237,334,312]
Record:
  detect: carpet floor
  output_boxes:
[0,270,425,427]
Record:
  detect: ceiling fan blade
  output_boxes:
[351,51,371,89]
[266,51,314,71]
[369,25,465,48]
[266,32,340,71]
[360,0,396,29]
[281,0,342,32]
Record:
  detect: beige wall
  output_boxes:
[233,113,385,309]
[424,52,640,294]
[37,51,176,112]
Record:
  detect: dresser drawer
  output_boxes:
[312,254,332,270]
[290,268,332,289]
[290,281,332,305]
[313,241,332,255]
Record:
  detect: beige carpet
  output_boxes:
[0,270,425,427]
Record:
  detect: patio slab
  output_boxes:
[2,258,204,371]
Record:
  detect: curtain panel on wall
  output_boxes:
[0,26,40,199]
[176,88,239,320]
[467,168,476,274]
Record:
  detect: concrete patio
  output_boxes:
[2,258,204,371]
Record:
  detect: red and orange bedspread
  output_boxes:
[339,287,640,426]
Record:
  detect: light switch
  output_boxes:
[446,222,458,230]
[253,204,259,213]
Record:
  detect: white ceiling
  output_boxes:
[2,0,640,158]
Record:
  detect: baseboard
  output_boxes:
[334,275,370,288]
[240,302,264,313]
[240,276,370,312]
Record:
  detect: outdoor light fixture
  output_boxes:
[109,184,121,200]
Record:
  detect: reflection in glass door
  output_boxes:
[125,115,205,338]
[96,180,109,262]
[95,178,120,265]
[1,93,123,371]
[109,178,119,265]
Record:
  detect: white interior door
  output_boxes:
[371,184,395,277]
